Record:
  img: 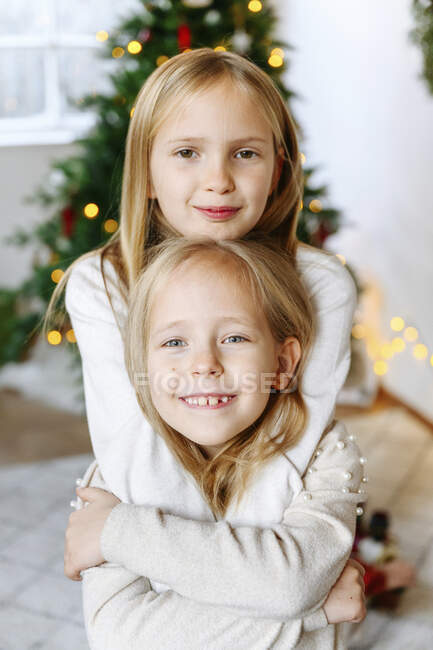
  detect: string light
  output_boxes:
[404,326,418,342]
[47,330,62,346]
[380,343,394,360]
[430,355,433,367]
[156,55,169,66]
[51,269,64,284]
[104,219,118,233]
[130,107,135,118]
[391,337,406,353]
[112,47,125,58]
[268,54,283,68]
[336,254,346,266]
[299,200,303,211]
[374,360,388,376]
[214,46,226,52]
[66,329,76,343]
[248,0,262,12]
[182,48,192,53]
[390,316,405,331]
[300,152,306,164]
[84,203,99,219]
[413,344,428,360]
[352,324,366,339]
[127,40,142,54]
[271,47,285,58]
[309,199,322,213]
[96,31,108,42]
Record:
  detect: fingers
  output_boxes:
[75,486,107,502]
[348,558,366,577]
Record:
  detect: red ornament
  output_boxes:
[314,222,331,246]
[61,206,76,238]
[138,28,152,43]
[177,23,191,50]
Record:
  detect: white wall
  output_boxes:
[278,0,433,421]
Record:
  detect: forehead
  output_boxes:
[156,79,274,144]
[149,255,263,323]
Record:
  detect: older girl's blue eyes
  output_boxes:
[174,149,258,160]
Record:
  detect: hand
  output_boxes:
[323,559,366,624]
[64,487,121,581]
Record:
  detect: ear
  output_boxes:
[272,336,301,392]
[269,146,285,196]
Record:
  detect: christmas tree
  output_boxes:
[410,0,433,94]
[0,0,344,367]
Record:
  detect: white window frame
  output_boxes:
[0,0,104,147]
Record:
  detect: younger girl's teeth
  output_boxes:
[221,396,229,403]
[198,397,207,406]
[208,397,219,406]
[183,395,233,406]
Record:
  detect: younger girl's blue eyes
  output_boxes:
[174,149,258,160]
[162,335,246,347]
[163,339,185,347]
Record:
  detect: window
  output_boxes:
[0,0,139,146]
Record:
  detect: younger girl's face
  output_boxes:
[149,79,281,241]
[146,258,300,458]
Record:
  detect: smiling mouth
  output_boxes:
[179,394,236,409]
[193,207,241,221]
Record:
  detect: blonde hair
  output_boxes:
[125,235,313,518]
[44,47,304,333]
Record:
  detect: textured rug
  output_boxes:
[0,407,432,649]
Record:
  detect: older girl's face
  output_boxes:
[149,79,281,241]
[146,258,300,458]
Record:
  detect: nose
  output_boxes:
[190,346,223,377]
[203,155,235,194]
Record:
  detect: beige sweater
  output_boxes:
[78,427,366,649]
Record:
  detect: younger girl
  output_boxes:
[68,237,366,649]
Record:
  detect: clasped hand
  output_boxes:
[64,487,121,581]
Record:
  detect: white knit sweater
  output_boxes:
[66,243,362,648]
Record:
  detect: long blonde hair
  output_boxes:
[125,236,314,518]
[44,47,304,333]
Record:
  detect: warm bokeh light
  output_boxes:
[112,47,125,59]
[430,354,433,367]
[300,152,306,164]
[309,199,322,213]
[271,47,285,58]
[374,360,388,376]
[214,46,226,52]
[130,107,135,118]
[391,337,406,353]
[104,219,118,233]
[268,54,283,67]
[248,0,263,12]
[66,329,76,343]
[390,316,405,331]
[127,40,142,54]
[156,55,169,66]
[413,344,428,360]
[96,31,108,42]
[404,326,418,342]
[367,340,380,359]
[51,269,64,284]
[84,203,99,219]
[299,200,304,211]
[352,324,366,339]
[47,330,62,346]
[335,254,346,266]
[380,343,394,360]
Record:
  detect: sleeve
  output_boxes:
[65,254,147,464]
[81,564,325,650]
[100,426,366,623]
[289,247,358,475]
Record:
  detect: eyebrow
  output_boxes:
[153,316,258,337]
[167,137,268,145]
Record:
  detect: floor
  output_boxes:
[0,391,432,649]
